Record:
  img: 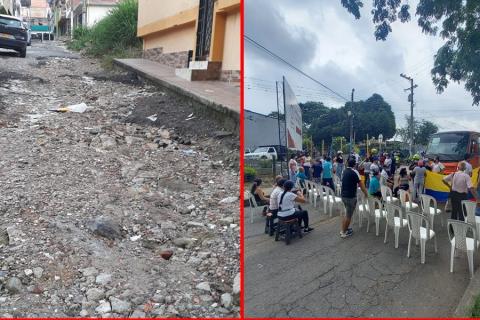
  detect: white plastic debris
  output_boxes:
[66,103,88,113]
[219,196,237,204]
[130,235,142,241]
[147,114,157,122]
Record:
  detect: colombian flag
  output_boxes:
[424,167,480,202]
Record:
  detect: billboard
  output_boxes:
[283,77,302,150]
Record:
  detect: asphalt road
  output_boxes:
[0,38,79,59]
[245,195,473,317]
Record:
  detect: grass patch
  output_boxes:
[471,294,480,317]
[67,0,142,65]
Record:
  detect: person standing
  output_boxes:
[390,153,396,177]
[464,154,473,177]
[288,154,298,183]
[340,158,368,238]
[322,157,334,192]
[363,157,372,188]
[335,151,344,180]
[303,156,312,179]
[443,161,477,220]
[432,156,445,173]
[384,153,392,177]
[412,160,427,202]
[312,158,323,183]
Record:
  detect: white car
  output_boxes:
[244,146,278,160]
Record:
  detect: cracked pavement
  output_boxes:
[245,199,472,317]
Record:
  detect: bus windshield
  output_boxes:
[426,132,469,161]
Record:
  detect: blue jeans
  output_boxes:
[476,207,480,216]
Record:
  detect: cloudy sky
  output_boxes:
[245,0,479,132]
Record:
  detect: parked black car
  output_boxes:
[0,14,28,58]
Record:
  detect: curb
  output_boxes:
[113,59,239,132]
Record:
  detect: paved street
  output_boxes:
[245,194,473,317]
[0,40,239,317]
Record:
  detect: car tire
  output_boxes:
[19,47,26,58]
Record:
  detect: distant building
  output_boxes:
[0,0,21,16]
[71,0,118,28]
[49,0,118,37]
[137,0,240,82]
[245,109,286,152]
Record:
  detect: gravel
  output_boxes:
[0,41,240,317]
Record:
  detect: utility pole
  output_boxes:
[349,88,354,157]
[275,81,283,175]
[400,74,418,157]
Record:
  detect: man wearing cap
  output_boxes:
[340,158,368,238]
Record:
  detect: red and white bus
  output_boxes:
[426,131,480,174]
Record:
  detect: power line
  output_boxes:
[244,34,350,102]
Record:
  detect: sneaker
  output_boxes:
[340,230,353,238]
[304,227,314,233]
[347,228,353,234]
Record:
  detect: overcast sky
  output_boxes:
[245,0,479,132]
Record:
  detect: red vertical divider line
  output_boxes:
[239,0,245,318]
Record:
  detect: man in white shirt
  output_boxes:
[432,156,445,173]
[465,154,473,176]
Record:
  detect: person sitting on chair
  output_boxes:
[251,178,269,214]
[368,170,382,199]
[277,180,314,233]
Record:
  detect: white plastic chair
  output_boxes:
[406,211,437,264]
[366,197,385,236]
[310,182,323,208]
[447,219,478,278]
[381,185,399,205]
[420,194,443,228]
[333,175,342,197]
[399,189,419,212]
[384,203,407,248]
[462,200,480,242]
[322,185,345,217]
[356,190,369,229]
[245,191,265,223]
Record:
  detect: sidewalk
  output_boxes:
[114,59,239,130]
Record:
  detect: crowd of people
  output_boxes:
[251,149,480,239]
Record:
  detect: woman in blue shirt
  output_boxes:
[322,157,334,192]
[368,170,382,198]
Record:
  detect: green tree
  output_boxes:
[267,111,285,120]
[308,94,396,146]
[341,0,480,105]
[299,101,330,126]
[395,116,439,146]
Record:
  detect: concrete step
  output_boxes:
[175,61,222,81]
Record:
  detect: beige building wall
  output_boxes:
[143,24,196,53]
[138,0,197,28]
[221,10,239,71]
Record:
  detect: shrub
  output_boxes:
[244,166,256,182]
[87,0,141,56]
[68,0,141,62]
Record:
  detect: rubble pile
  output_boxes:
[0,42,239,317]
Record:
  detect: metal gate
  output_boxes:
[195,0,214,61]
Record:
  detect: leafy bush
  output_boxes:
[68,0,141,63]
[244,166,257,182]
[259,159,272,168]
[471,294,480,317]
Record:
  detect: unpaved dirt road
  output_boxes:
[0,41,239,317]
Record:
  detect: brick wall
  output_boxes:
[143,47,190,69]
